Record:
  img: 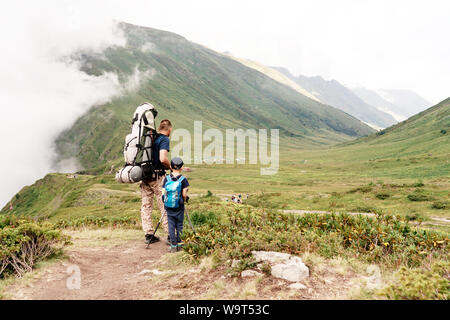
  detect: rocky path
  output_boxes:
[7,237,167,300]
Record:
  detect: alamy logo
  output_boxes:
[66,264,81,290]
[170,121,279,175]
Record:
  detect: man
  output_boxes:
[141,119,172,244]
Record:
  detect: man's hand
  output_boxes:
[159,149,170,169]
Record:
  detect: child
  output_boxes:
[162,157,190,252]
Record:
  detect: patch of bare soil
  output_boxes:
[7,238,167,300]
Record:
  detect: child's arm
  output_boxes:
[182,187,189,202]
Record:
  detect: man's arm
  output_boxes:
[159,149,170,169]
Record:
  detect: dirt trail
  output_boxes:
[9,238,167,300]
[4,230,364,300]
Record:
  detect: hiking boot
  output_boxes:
[168,245,177,253]
[145,234,160,244]
[176,242,184,251]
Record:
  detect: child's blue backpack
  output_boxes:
[163,175,185,208]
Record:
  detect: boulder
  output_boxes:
[251,250,309,282]
[271,262,309,282]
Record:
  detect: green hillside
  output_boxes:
[55,22,373,170]
[342,97,450,159]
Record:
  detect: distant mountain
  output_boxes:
[377,89,432,118]
[353,88,432,121]
[54,22,374,170]
[272,67,397,129]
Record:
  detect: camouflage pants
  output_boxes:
[140,176,168,234]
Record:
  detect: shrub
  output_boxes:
[407,193,431,202]
[260,262,272,275]
[432,201,448,210]
[0,216,69,278]
[381,262,449,300]
[352,206,378,213]
[245,193,280,209]
[405,213,425,222]
[182,205,449,270]
[412,181,425,187]
[347,186,372,194]
[375,193,391,200]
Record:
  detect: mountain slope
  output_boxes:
[55,22,373,169]
[274,67,397,129]
[226,55,320,102]
[341,97,450,159]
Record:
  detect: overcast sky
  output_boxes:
[0,0,449,207]
[102,0,449,103]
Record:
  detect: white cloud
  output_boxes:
[124,67,157,92]
[0,1,126,207]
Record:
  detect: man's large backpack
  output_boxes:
[115,103,160,183]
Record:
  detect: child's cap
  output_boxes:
[171,157,184,169]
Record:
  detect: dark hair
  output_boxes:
[158,119,172,131]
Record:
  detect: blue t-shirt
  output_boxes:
[162,174,190,215]
[153,134,170,170]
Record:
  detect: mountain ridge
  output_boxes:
[272,67,398,129]
[54,21,374,170]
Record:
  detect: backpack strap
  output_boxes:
[142,111,149,126]
[177,176,185,184]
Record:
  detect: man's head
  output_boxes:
[158,119,173,136]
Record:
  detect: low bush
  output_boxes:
[412,181,425,188]
[205,190,213,197]
[405,213,425,222]
[380,261,449,299]
[245,193,281,209]
[347,186,373,194]
[0,216,69,278]
[183,205,448,270]
[375,193,391,200]
[352,206,378,213]
[407,193,431,202]
[431,201,448,210]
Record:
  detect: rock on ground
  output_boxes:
[252,251,309,282]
